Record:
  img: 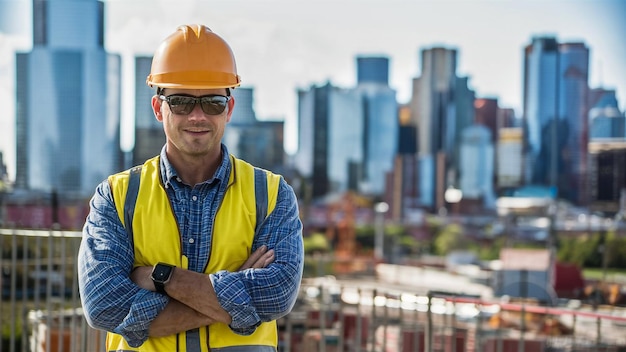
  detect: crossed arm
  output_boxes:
[130,246,275,337]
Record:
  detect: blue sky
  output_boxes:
[1,0,625,178]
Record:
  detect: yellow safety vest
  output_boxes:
[106,155,281,351]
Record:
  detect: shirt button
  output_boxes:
[189,238,195,244]
[192,195,198,201]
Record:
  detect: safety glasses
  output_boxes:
[159,94,231,115]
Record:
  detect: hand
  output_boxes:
[238,245,275,271]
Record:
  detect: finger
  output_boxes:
[248,245,268,265]
[239,245,267,270]
[253,249,274,269]
[262,249,275,267]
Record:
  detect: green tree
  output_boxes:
[433,223,468,256]
[303,232,330,254]
[556,233,602,267]
[605,231,626,268]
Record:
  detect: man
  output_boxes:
[78,24,304,351]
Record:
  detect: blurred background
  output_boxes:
[1,1,626,351]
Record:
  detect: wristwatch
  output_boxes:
[151,263,175,294]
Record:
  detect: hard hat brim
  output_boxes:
[147,71,241,89]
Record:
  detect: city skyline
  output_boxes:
[1,0,625,181]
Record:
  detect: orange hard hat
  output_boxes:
[146,24,241,89]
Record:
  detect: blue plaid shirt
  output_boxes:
[78,145,304,347]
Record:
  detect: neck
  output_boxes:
[168,149,223,186]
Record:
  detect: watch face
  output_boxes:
[152,264,173,281]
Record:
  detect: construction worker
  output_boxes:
[78,24,304,351]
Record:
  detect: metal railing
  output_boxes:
[0,228,105,352]
[2,228,626,352]
[288,277,626,351]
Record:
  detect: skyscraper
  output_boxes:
[225,87,286,171]
[496,128,524,190]
[296,56,397,199]
[409,47,475,210]
[474,98,499,143]
[355,57,398,195]
[133,56,163,166]
[589,88,625,139]
[356,56,389,85]
[459,125,495,208]
[0,151,7,185]
[230,87,258,124]
[387,106,419,221]
[296,83,363,198]
[589,141,626,214]
[522,37,589,204]
[15,0,121,196]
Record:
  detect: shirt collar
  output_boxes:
[159,144,231,188]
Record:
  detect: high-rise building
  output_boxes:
[387,154,419,221]
[522,37,589,204]
[132,56,163,166]
[15,0,121,197]
[408,47,475,210]
[496,128,524,190]
[0,151,7,184]
[589,88,625,139]
[474,98,520,198]
[355,56,398,195]
[296,83,362,198]
[498,108,518,129]
[230,87,258,124]
[589,140,626,215]
[459,125,495,208]
[296,83,334,199]
[225,87,285,171]
[387,105,420,221]
[225,120,285,171]
[475,98,499,143]
[296,56,397,199]
[356,56,389,85]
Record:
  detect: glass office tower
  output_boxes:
[15,0,121,197]
[296,56,397,199]
[589,88,625,139]
[132,56,163,166]
[409,47,475,209]
[523,37,589,204]
[357,56,389,85]
[225,87,285,171]
[357,84,398,194]
[459,125,495,208]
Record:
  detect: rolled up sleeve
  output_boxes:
[210,180,304,333]
[78,180,169,347]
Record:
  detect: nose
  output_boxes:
[186,103,209,120]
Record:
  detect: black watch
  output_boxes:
[151,263,175,294]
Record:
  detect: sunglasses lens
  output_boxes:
[167,96,196,115]
[200,96,228,115]
[164,95,229,115]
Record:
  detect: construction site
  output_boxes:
[2,192,626,351]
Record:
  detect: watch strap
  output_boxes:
[154,280,166,294]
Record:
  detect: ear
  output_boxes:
[152,95,164,122]
[225,95,235,123]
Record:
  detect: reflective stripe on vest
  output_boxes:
[107,155,280,352]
